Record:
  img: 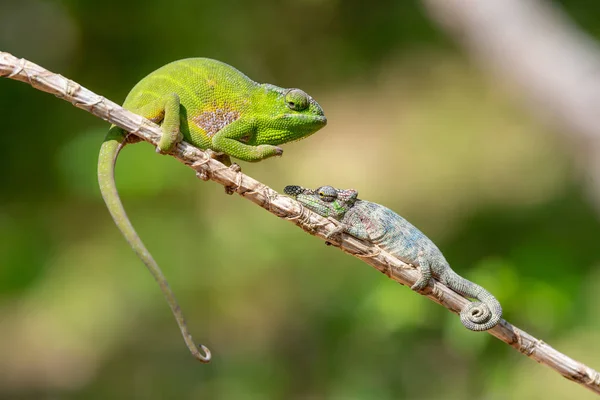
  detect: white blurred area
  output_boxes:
[424,0,600,214]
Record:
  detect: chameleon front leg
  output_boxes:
[132,93,182,153]
[211,119,283,162]
[324,210,371,241]
[411,252,433,291]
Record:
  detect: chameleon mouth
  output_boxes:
[313,115,327,125]
[282,114,327,126]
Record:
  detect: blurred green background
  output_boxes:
[1,0,600,399]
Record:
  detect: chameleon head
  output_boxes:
[253,85,327,145]
[283,185,358,219]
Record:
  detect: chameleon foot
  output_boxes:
[410,277,429,292]
[411,254,432,292]
[154,134,181,155]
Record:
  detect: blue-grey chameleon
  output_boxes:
[283,185,502,331]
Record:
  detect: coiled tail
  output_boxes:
[440,269,502,331]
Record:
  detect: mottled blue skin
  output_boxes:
[284,185,502,332]
[343,200,447,275]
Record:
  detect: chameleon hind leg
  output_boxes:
[130,93,182,153]
[411,252,433,291]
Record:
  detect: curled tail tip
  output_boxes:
[98,130,213,364]
[460,301,502,332]
[192,344,212,363]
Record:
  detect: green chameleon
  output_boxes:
[97,58,327,363]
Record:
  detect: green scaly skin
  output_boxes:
[284,185,502,332]
[98,58,327,363]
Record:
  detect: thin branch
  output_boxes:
[2,51,599,395]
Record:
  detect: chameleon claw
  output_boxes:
[410,279,428,292]
[155,140,177,155]
[155,145,173,155]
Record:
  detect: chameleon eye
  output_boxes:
[285,89,309,111]
[317,186,338,202]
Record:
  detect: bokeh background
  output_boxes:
[1,0,600,399]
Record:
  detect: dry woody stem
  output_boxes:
[2,51,599,395]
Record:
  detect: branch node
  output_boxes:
[192,158,211,181]
[432,283,445,301]
[7,57,26,79]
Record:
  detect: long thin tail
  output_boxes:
[440,269,502,331]
[98,126,211,362]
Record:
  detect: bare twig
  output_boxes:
[2,51,599,395]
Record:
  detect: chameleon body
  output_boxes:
[283,185,502,331]
[97,58,326,362]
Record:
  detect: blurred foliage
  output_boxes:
[1,0,600,399]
